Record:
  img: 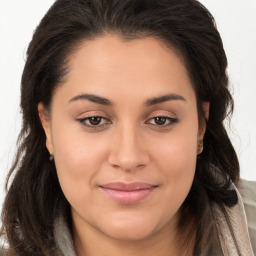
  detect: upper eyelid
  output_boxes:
[79,115,107,119]
[77,111,110,119]
[146,111,177,120]
[76,109,178,121]
[146,116,177,123]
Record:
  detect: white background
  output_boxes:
[0,0,256,211]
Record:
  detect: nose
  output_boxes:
[108,124,150,172]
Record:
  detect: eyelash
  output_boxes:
[146,116,178,127]
[77,116,111,130]
[77,115,178,130]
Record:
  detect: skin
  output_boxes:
[39,35,209,256]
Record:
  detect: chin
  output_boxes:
[96,214,163,241]
[104,226,156,241]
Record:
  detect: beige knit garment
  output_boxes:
[213,181,255,256]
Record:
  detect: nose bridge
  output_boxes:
[109,121,149,171]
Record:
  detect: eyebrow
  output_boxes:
[69,93,112,106]
[68,93,186,106]
[145,93,186,106]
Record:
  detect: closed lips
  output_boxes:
[99,182,158,204]
[100,182,157,191]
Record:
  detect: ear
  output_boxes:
[38,103,53,154]
[198,101,210,139]
[203,101,210,121]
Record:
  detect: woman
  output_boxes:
[1,0,255,255]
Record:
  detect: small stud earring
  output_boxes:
[49,153,54,161]
[197,141,204,155]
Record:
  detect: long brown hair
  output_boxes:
[1,0,239,255]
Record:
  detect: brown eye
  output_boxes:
[88,117,102,125]
[154,117,167,125]
[147,116,178,127]
[77,116,112,130]
[77,116,111,129]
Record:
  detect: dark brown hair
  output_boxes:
[1,0,239,255]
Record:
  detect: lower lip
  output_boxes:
[100,187,156,205]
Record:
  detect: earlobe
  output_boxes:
[38,103,53,155]
[203,102,210,121]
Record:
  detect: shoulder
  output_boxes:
[237,179,256,253]
[238,179,256,199]
[0,247,6,256]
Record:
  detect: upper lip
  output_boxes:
[100,182,157,191]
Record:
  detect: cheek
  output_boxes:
[52,113,109,169]
[152,124,198,176]
[50,121,109,204]
[151,124,198,209]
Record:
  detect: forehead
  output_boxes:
[68,34,187,76]
[56,34,195,104]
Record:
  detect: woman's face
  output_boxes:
[39,35,207,241]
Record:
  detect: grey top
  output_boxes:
[54,179,256,256]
